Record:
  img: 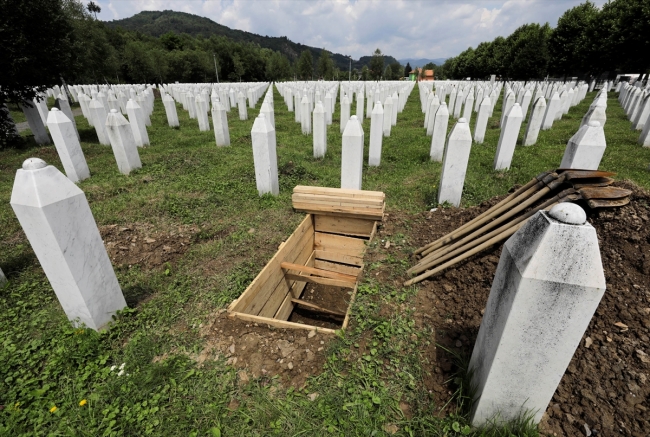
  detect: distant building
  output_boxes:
[409,68,434,81]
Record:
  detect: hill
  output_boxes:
[107,10,399,72]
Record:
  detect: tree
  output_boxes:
[160,31,183,51]
[316,49,334,79]
[369,49,384,80]
[361,65,369,81]
[87,0,100,19]
[404,62,412,78]
[549,1,600,78]
[232,53,245,81]
[297,50,313,80]
[0,0,76,145]
[503,23,552,80]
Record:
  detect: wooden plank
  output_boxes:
[285,273,356,289]
[257,234,314,318]
[245,225,313,316]
[369,221,378,242]
[314,259,362,278]
[281,262,357,282]
[290,299,346,317]
[292,193,385,207]
[229,311,337,335]
[228,215,313,313]
[292,203,384,220]
[314,215,374,237]
[273,251,315,321]
[293,186,385,200]
[314,232,367,258]
[342,284,359,329]
[314,250,364,267]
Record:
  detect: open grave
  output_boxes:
[227,186,385,333]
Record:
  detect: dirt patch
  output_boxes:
[100,222,199,269]
[368,181,650,435]
[195,310,329,388]
[288,283,352,329]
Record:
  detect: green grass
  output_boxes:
[1,84,647,436]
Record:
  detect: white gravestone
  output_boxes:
[47,108,90,183]
[368,101,384,167]
[340,94,350,134]
[523,97,546,146]
[473,96,491,144]
[430,103,450,162]
[20,102,51,144]
[251,114,279,196]
[541,92,561,130]
[438,118,472,207]
[10,158,127,331]
[55,94,79,140]
[462,91,474,123]
[162,94,180,127]
[301,95,311,135]
[105,110,142,175]
[469,203,606,427]
[0,267,6,288]
[494,103,524,170]
[212,100,230,147]
[238,91,248,121]
[126,99,149,147]
[313,101,327,158]
[559,121,606,170]
[195,95,210,132]
[356,92,364,120]
[88,99,111,146]
[341,115,364,190]
[382,95,393,137]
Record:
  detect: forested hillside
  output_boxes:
[107,10,398,73]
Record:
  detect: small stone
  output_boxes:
[237,370,249,385]
[308,392,319,401]
[145,237,156,243]
[385,241,390,249]
[583,423,592,436]
[228,344,235,354]
[248,228,255,234]
[383,423,399,435]
[287,362,293,370]
[308,330,316,338]
[585,337,593,348]
[614,322,629,332]
[636,349,650,364]
[606,336,612,342]
[455,340,462,348]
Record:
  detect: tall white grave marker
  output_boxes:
[10,158,127,331]
[438,118,472,206]
[251,114,279,196]
[341,115,364,189]
[46,108,90,182]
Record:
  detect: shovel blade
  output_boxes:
[587,198,631,208]
[557,169,617,179]
[578,186,633,200]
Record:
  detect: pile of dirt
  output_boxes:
[372,181,649,436]
[197,310,329,388]
[100,222,199,269]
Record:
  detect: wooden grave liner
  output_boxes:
[227,186,385,334]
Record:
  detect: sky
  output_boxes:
[85,0,607,61]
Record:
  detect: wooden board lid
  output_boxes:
[292,186,385,220]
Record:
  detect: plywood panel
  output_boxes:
[228,215,313,313]
[314,215,374,238]
[314,232,367,258]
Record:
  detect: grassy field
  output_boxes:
[1,84,648,437]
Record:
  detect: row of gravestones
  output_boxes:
[418,80,609,207]
[618,81,650,151]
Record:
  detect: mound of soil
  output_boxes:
[197,310,329,389]
[100,223,199,269]
[372,181,649,436]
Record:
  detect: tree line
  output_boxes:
[441,0,650,81]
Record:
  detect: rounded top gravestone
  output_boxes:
[51,108,60,112]
[458,118,467,123]
[23,157,47,170]
[588,121,601,128]
[548,203,587,225]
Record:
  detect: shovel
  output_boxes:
[405,185,631,286]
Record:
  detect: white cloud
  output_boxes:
[91,0,608,60]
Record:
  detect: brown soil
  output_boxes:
[195,309,329,389]
[100,222,199,269]
[370,181,649,436]
[288,283,352,329]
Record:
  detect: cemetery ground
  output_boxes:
[1,86,649,436]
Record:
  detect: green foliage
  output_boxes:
[316,49,334,80]
[444,0,650,80]
[369,48,384,80]
[296,50,314,80]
